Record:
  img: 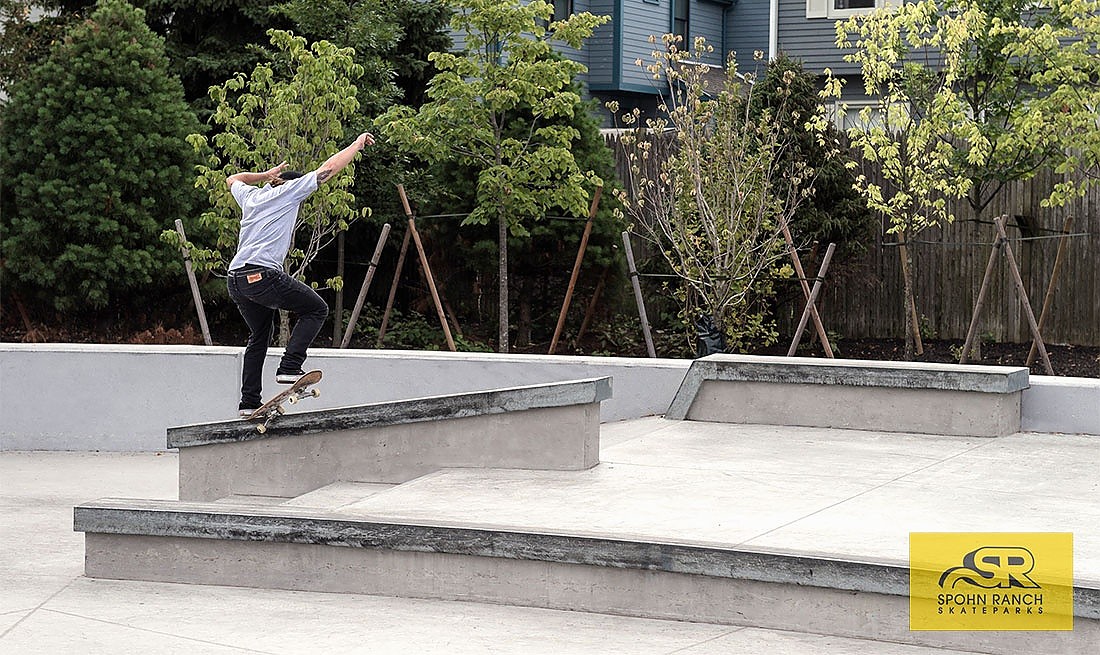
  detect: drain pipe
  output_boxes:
[769,0,779,59]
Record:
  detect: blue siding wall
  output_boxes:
[588,0,617,88]
[725,0,770,76]
[777,0,861,75]
[691,2,727,68]
[619,0,671,93]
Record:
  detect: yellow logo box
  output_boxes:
[910,532,1073,631]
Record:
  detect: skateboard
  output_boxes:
[246,370,323,434]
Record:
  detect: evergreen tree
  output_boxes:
[0,0,200,312]
[750,54,874,256]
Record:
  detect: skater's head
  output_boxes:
[272,170,305,186]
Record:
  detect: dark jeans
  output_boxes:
[227,266,328,408]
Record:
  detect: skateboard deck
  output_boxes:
[246,370,323,433]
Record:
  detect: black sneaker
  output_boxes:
[276,369,306,384]
[238,404,260,418]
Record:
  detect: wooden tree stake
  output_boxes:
[787,243,836,356]
[398,184,456,352]
[174,219,212,346]
[377,227,411,347]
[549,185,602,354]
[622,231,656,358]
[994,216,1053,375]
[340,223,391,349]
[777,216,833,358]
[1027,215,1073,367]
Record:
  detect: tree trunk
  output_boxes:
[498,208,510,353]
[902,241,916,361]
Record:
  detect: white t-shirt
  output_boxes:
[227,172,319,271]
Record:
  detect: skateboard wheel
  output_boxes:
[276,405,286,415]
[311,389,320,398]
[288,395,298,405]
[256,424,267,434]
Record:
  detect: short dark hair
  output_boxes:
[278,170,305,181]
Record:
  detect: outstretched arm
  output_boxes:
[225,162,287,189]
[315,132,374,184]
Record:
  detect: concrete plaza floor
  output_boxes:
[9,411,1097,653]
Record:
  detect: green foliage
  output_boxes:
[830,0,1001,357]
[381,0,609,232]
[348,304,491,351]
[612,37,830,351]
[996,0,1100,204]
[0,0,200,312]
[379,0,610,351]
[410,83,626,329]
[751,54,874,255]
[0,1,73,94]
[134,0,291,115]
[274,0,400,117]
[170,29,369,289]
[830,1,988,238]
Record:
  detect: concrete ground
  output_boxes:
[11,413,1094,654]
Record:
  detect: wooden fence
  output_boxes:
[604,132,1100,346]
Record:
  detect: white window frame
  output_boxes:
[829,100,882,131]
[807,0,894,19]
[830,99,911,132]
[828,0,885,19]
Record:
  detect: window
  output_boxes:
[807,0,888,19]
[553,0,573,22]
[673,0,689,45]
[834,0,876,9]
[830,100,909,132]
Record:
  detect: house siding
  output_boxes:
[618,0,670,93]
[690,2,727,67]
[777,0,861,75]
[725,0,770,76]
[588,0,617,88]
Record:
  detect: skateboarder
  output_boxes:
[226,132,374,416]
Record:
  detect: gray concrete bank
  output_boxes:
[2,345,1097,451]
[172,378,609,501]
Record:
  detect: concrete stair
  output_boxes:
[74,359,1100,653]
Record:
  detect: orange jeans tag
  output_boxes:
[246,273,263,284]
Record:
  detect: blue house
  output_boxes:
[542,0,878,122]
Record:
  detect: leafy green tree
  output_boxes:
[613,37,831,352]
[829,0,995,358]
[169,29,367,341]
[997,0,1100,204]
[0,0,199,313]
[380,0,610,353]
[411,88,624,347]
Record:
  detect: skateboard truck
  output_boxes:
[246,370,323,433]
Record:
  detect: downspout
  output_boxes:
[769,0,779,60]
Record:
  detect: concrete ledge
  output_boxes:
[666,355,1029,437]
[71,498,907,596]
[167,377,612,448]
[173,379,609,500]
[74,499,1100,654]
